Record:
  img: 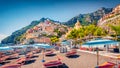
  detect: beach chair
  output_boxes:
[97,62,115,68]
[0,56,9,63]
[26,52,33,58]
[88,48,93,51]
[1,64,22,68]
[16,57,26,65]
[45,51,54,56]
[9,53,19,59]
[33,49,41,53]
[65,49,77,57]
[43,60,63,68]
[16,57,31,65]
[0,52,4,57]
[80,47,88,50]
[118,64,120,68]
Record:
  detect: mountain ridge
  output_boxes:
[63,7,112,26]
[97,4,120,34]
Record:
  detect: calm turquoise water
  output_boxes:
[0,43,54,51]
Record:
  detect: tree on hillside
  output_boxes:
[14,33,26,44]
[54,29,62,37]
[29,38,34,44]
[50,36,59,44]
[66,29,79,46]
[84,24,107,39]
[83,24,97,39]
[66,24,107,48]
[93,27,106,37]
[77,28,85,45]
[110,25,120,40]
[67,28,85,47]
[78,28,85,39]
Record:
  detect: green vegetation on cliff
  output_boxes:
[1,19,45,44]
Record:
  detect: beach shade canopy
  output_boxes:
[82,39,119,47]
[61,40,71,46]
[0,47,13,51]
[34,43,54,49]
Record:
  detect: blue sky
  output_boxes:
[0,0,120,40]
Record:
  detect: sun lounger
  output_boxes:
[45,51,54,56]
[0,56,9,63]
[0,52,4,57]
[98,62,115,68]
[16,57,26,64]
[1,64,21,68]
[16,57,31,65]
[118,64,120,68]
[33,49,41,54]
[80,47,88,50]
[26,52,33,58]
[65,49,77,57]
[9,53,19,59]
[43,60,63,68]
[88,48,93,51]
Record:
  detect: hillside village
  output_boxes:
[98,5,120,34]
[22,19,70,44]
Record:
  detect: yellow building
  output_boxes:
[74,20,82,29]
[65,20,82,38]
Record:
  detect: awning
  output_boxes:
[82,39,119,47]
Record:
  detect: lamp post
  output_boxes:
[42,38,46,62]
[42,48,45,62]
[96,47,99,67]
[70,40,73,49]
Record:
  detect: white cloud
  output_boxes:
[0,34,8,43]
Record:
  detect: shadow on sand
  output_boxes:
[7,57,19,60]
[45,54,56,57]
[67,55,80,58]
[31,55,39,58]
[0,61,10,66]
[24,59,36,65]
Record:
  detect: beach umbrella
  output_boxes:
[0,47,13,52]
